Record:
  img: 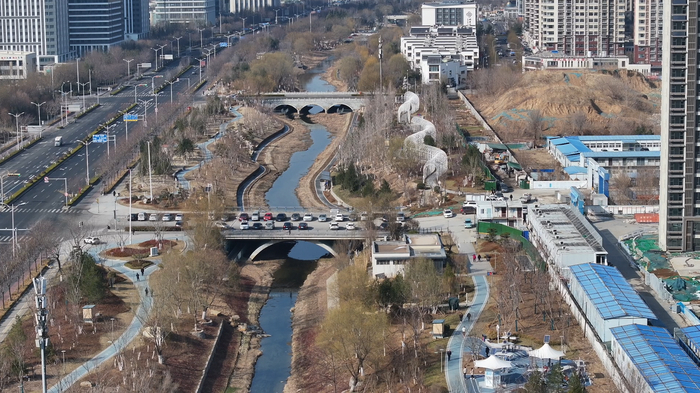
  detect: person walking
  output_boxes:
[144,287,149,296]
[136,273,140,281]
[447,350,452,361]
[463,367,468,379]
[462,326,466,337]
[467,312,472,322]
[472,254,476,262]
[141,267,145,276]
[471,368,475,379]
[510,194,513,201]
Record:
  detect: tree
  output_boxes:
[610,171,633,204]
[523,370,546,393]
[357,57,380,91]
[403,257,443,314]
[338,56,363,90]
[176,137,196,159]
[567,372,586,393]
[527,109,546,147]
[317,301,389,391]
[334,258,374,307]
[567,111,588,136]
[4,317,27,384]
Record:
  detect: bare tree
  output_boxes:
[568,111,589,136]
[527,109,545,147]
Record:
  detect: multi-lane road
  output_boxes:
[0,60,207,243]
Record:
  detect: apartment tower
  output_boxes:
[633,0,662,67]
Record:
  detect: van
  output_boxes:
[54,136,63,146]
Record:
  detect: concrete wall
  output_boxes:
[195,321,226,393]
[530,180,587,189]
[590,205,658,216]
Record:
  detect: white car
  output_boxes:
[215,221,229,229]
[396,212,405,222]
[240,220,249,230]
[303,213,314,222]
[162,213,172,221]
[329,222,339,230]
[318,214,328,222]
[175,213,184,221]
[335,213,344,222]
[443,209,454,218]
[345,222,356,230]
[251,211,260,221]
[149,213,158,221]
[83,237,100,244]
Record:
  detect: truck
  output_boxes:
[54,136,62,146]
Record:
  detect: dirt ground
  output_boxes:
[295,113,353,210]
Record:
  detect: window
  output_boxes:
[668,222,683,232]
[670,177,683,186]
[670,192,683,201]
[669,208,683,217]
[667,238,682,247]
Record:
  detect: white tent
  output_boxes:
[528,343,565,360]
[474,355,513,370]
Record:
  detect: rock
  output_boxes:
[231,314,240,321]
[80,381,94,388]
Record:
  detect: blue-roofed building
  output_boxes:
[677,325,700,367]
[610,324,700,393]
[569,263,655,342]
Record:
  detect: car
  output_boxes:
[149,213,158,221]
[396,212,405,222]
[175,221,183,229]
[443,209,454,218]
[461,206,476,215]
[128,213,138,221]
[240,220,249,230]
[463,201,477,208]
[239,213,250,222]
[303,213,313,222]
[138,212,146,221]
[162,213,172,221]
[264,221,275,230]
[520,193,533,203]
[252,222,263,230]
[83,237,100,244]
[251,211,261,221]
[283,222,293,231]
[175,213,184,221]
[291,213,302,221]
[276,213,287,222]
[318,214,328,222]
[464,219,474,229]
[329,222,339,230]
[360,212,369,221]
[335,213,344,222]
[298,222,309,230]
[264,212,274,221]
[215,221,229,229]
[345,222,356,230]
[348,212,358,221]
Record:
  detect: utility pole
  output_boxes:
[123,58,134,78]
[275,9,280,25]
[241,17,247,33]
[138,99,152,128]
[198,27,205,48]
[104,123,117,157]
[379,36,383,91]
[147,141,153,202]
[31,101,45,126]
[173,36,182,58]
[75,140,91,185]
[8,112,24,150]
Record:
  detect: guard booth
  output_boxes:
[82,305,96,324]
[432,319,445,339]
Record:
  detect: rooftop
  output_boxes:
[375,242,410,255]
[569,263,656,320]
[529,204,605,253]
[611,324,700,393]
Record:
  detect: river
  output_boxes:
[249,59,337,392]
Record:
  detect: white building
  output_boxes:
[523,0,625,57]
[152,0,216,25]
[522,52,650,74]
[371,234,446,278]
[476,200,526,228]
[0,51,37,79]
[417,53,468,86]
[568,263,655,342]
[230,0,280,14]
[0,0,71,68]
[527,204,607,271]
[421,1,478,28]
[633,0,662,68]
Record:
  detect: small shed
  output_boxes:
[82,305,96,324]
[432,319,445,339]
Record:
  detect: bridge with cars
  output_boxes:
[242,92,368,113]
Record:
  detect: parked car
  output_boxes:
[83,237,100,244]
[252,222,263,230]
[335,213,344,222]
[239,213,250,222]
[240,220,250,230]
[348,212,358,221]
[276,213,287,222]
[138,212,146,221]
[162,213,172,221]
[360,212,369,221]
[303,213,313,222]
[520,193,533,203]
[220,214,230,221]
[318,214,328,222]
[149,213,158,221]
[216,221,229,229]
[329,222,339,230]
[264,212,274,221]
[298,222,309,230]
[175,213,184,221]
[251,211,261,221]
[291,213,302,221]
[464,219,474,229]
[346,222,356,230]
[128,213,138,221]
[283,222,293,231]
[443,209,454,218]
[396,212,405,222]
[175,221,183,229]
[264,221,275,230]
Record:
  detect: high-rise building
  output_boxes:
[659,0,693,251]
[0,0,71,68]
[633,0,662,67]
[420,1,478,28]
[68,0,125,56]
[124,0,150,40]
[152,0,216,25]
[523,0,626,57]
[229,0,279,14]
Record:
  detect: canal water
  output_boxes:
[249,59,338,393]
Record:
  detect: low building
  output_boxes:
[522,52,651,75]
[372,234,446,278]
[475,200,526,228]
[527,204,607,271]
[677,325,700,367]
[421,1,478,28]
[417,53,468,86]
[568,264,655,342]
[610,324,700,392]
[0,51,37,80]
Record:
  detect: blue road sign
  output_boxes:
[92,134,107,143]
[219,42,228,47]
[123,114,138,121]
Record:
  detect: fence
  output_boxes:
[476,221,545,270]
[194,321,226,393]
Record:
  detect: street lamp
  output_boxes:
[123,58,134,78]
[195,58,205,83]
[157,43,167,67]
[151,74,163,95]
[147,141,153,202]
[31,101,45,126]
[138,99,152,128]
[167,79,180,103]
[8,202,27,257]
[439,348,445,372]
[78,81,90,111]
[75,139,92,185]
[197,27,205,48]
[274,9,280,25]
[173,36,183,58]
[151,47,159,70]
[8,112,24,150]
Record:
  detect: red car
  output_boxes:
[239,213,250,222]
[263,212,274,221]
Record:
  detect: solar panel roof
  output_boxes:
[681,325,700,353]
[611,324,700,393]
[570,263,656,320]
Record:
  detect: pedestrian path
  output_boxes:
[0,207,83,214]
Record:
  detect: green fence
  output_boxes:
[477,221,545,270]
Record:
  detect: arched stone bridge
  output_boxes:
[243,92,368,114]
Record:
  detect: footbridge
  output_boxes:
[224,229,384,261]
[244,92,368,113]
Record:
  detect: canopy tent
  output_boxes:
[474,355,513,370]
[528,343,565,360]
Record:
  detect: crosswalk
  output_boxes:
[0,207,83,214]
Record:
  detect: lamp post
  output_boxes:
[197,27,205,48]
[151,47,159,70]
[78,81,90,111]
[103,123,116,157]
[138,99,152,128]
[123,58,134,78]
[9,202,27,257]
[274,9,280,25]
[147,141,153,202]
[8,112,24,150]
[129,169,132,245]
[75,139,91,185]
[241,17,246,33]
[195,58,204,83]
[439,348,445,372]
[167,80,180,103]
[31,101,45,126]
[157,44,167,67]
[173,36,182,58]
[150,74,163,95]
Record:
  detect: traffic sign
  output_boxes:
[123,114,138,122]
[92,134,107,143]
[44,177,49,183]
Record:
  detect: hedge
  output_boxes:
[110,85,128,96]
[75,104,100,119]
[192,79,207,92]
[0,137,42,168]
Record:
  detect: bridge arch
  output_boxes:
[248,240,338,261]
[299,104,326,115]
[327,104,353,114]
[273,104,298,114]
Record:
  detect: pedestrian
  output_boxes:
[485,346,490,357]
[510,194,513,201]
[141,267,145,275]
[136,273,140,281]
[447,350,452,361]
[462,326,466,337]
[459,313,463,321]
[472,254,476,262]
[467,312,472,322]
[477,254,482,261]
[471,368,475,379]
[145,287,149,296]
[463,366,468,379]
[288,227,291,235]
